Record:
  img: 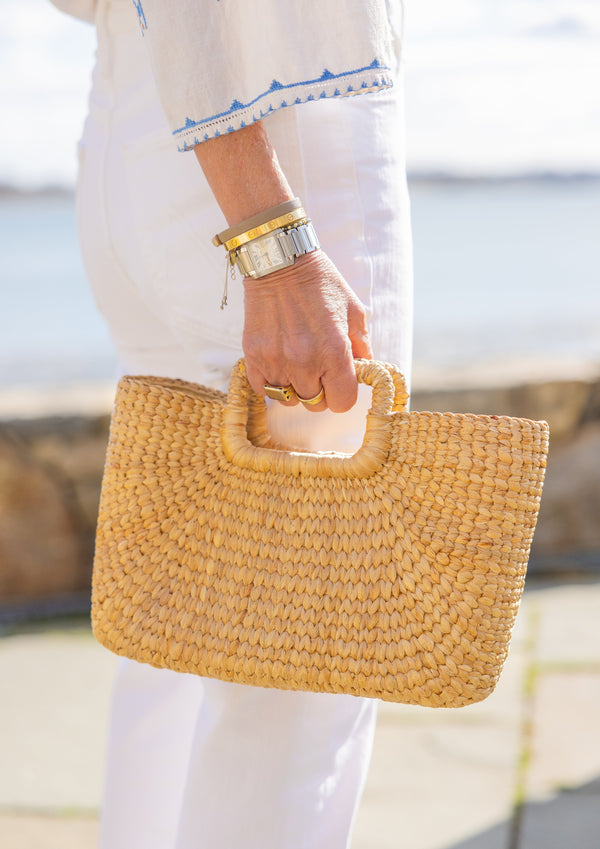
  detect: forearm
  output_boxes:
[192,120,372,412]
[193,121,293,226]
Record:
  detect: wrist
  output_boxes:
[242,250,325,289]
[213,199,320,281]
[194,122,293,225]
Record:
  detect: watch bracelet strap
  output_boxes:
[234,221,320,279]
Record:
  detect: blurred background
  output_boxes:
[1,0,599,388]
[0,2,599,848]
[0,0,600,386]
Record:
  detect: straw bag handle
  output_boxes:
[221,359,409,478]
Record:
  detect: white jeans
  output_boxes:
[78,2,413,847]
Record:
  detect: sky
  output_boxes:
[404,0,600,175]
[1,0,599,187]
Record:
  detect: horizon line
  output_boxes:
[2,170,600,197]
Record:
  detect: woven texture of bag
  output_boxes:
[92,359,549,707]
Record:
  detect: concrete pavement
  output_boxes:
[353,576,600,849]
[1,575,599,849]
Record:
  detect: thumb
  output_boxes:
[348,301,373,360]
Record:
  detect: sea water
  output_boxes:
[1,192,116,387]
[409,177,600,380]
[2,1,599,387]
[1,178,598,389]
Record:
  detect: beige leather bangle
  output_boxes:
[212,198,304,249]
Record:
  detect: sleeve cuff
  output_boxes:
[174,60,393,150]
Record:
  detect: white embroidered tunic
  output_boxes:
[51,0,400,150]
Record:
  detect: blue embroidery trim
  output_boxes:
[173,59,388,138]
[132,0,147,34]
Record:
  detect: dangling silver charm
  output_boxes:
[221,253,236,310]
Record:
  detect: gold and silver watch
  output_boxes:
[233,222,320,279]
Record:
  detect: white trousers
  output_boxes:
[78,3,413,847]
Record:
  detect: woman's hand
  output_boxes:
[243,250,372,412]
[194,121,372,410]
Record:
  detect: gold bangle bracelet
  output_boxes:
[220,210,308,252]
[212,198,303,248]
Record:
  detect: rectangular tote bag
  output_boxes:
[92,359,549,707]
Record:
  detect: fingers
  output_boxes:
[241,251,373,412]
[246,360,330,412]
[247,359,353,413]
[291,376,327,413]
[245,340,362,414]
[247,365,358,413]
[245,361,299,407]
[348,299,374,361]
[318,350,359,413]
[273,343,357,414]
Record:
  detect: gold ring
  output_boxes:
[264,383,296,402]
[296,387,325,406]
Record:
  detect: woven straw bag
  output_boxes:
[92,359,549,707]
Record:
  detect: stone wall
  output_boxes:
[0,414,109,606]
[1,374,598,609]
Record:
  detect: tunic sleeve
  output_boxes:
[49,0,96,23]
[133,0,399,150]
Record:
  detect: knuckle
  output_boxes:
[282,338,313,370]
[349,304,368,331]
[323,356,358,413]
[242,333,262,361]
[329,391,357,414]
[246,374,265,396]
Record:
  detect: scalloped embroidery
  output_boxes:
[173,59,390,141]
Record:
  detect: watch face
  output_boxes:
[250,235,284,274]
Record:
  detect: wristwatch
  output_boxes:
[233,222,320,279]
